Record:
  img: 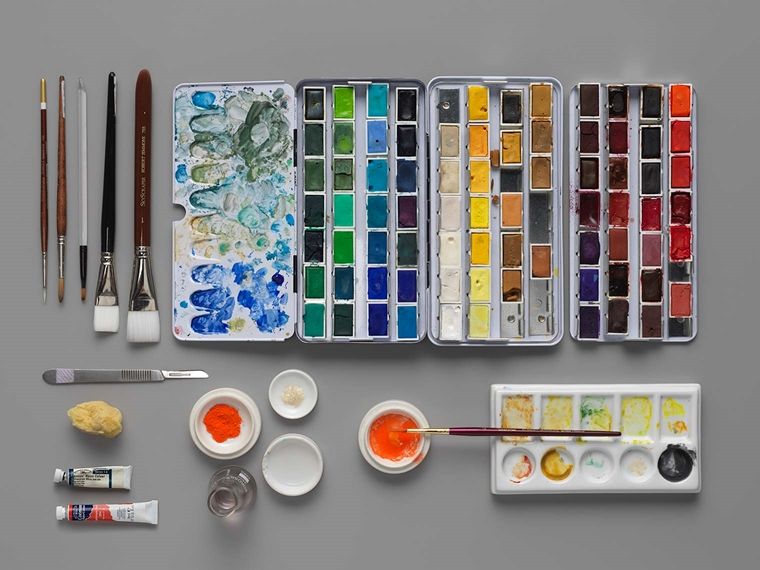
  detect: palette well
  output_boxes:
[297,80,427,342]
[490,384,701,494]
[569,83,697,342]
[429,77,563,345]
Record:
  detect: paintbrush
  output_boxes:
[403,427,622,438]
[93,72,119,332]
[78,78,87,301]
[56,76,66,302]
[40,78,48,303]
[127,69,159,343]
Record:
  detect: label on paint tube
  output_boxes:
[53,466,132,490]
[56,500,158,525]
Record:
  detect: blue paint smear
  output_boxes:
[397,269,417,302]
[192,91,217,109]
[179,300,188,308]
[366,159,388,192]
[368,303,389,336]
[189,262,290,335]
[367,267,388,300]
[286,213,295,225]
[397,306,417,339]
[396,159,417,193]
[175,164,189,183]
[366,120,388,154]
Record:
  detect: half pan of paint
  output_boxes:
[490,383,701,494]
[568,83,697,342]
[358,400,430,474]
[428,77,564,346]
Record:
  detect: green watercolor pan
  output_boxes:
[491,383,701,494]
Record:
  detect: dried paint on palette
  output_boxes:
[173,84,295,340]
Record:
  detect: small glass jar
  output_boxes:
[207,466,256,517]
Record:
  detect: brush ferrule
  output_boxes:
[128,246,157,312]
[94,251,118,307]
[57,236,65,279]
[42,252,47,292]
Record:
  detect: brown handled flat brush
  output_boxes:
[56,76,66,302]
[126,69,159,343]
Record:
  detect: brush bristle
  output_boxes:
[58,279,64,303]
[80,288,86,302]
[93,305,120,332]
[127,310,160,343]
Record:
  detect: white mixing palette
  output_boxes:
[490,383,700,494]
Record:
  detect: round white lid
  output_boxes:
[268,369,318,420]
[262,434,323,496]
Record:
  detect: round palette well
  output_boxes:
[189,388,261,460]
[262,434,323,496]
[268,369,318,419]
[358,400,430,474]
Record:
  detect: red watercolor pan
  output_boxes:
[669,226,692,261]
[670,156,692,188]
[641,198,662,231]
[608,121,628,154]
[670,283,692,317]
[670,120,691,153]
[608,192,630,227]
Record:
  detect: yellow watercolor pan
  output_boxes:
[469,268,490,302]
[500,131,522,165]
[470,232,490,265]
[469,196,490,229]
[468,304,490,338]
[467,85,489,121]
[469,160,490,194]
[468,125,489,157]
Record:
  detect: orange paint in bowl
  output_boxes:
[369,413,421,462]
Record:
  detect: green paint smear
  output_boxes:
[303,303,325,337]
[304,159,324,192]
[333,86,354,119]
[580,396,612,431]
[333,122,354,154]
[333,231,354,264]
[219,242,230,254]
[305,266,325,299]
[333,194,354,227]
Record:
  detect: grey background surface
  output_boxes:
[1,0,757,568]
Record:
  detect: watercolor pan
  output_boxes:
[428,76,563,346]
[296,79,427,342]
[569,83,697,342]
[491,383,701,494]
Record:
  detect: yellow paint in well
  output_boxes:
[541,448,573,481]
[500,131,522,165]
[542,396,573,431]
[467,85,489,121]
[662,397,688,435]
[621,397,653,439]
[468,304,490,338]
[468,125,489,157]
[470,196,490,229]
[469,268,490,302]
[469,160,491,194]
[502,394,534,442]
[470,232,490,265]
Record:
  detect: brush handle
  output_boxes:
[134,70,151,247]
[101,72,116,253]
[57,76,66,238]
[41,82,48,254]
[410,427,622,438]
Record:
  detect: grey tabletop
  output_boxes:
[1,0,757,568]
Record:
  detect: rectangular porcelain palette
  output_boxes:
[490,383,701,494]
[429,77,563,345]
[569,83,697,342]
[296,80,427,342]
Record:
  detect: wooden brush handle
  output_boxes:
[134,69,151,247]
[57,76,66,237]
[41,105,48,252]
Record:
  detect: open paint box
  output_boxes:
[569,83,697,342]
[172,77,563,345]
[490,384,701,494]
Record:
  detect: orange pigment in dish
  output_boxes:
[369,413,421,461]
[203,403,242,443]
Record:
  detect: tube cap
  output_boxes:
[54,469,65,484]
[56,506,66,521]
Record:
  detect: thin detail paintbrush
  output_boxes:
[127,69,160,343]
[78,78,87,301]
[57,75,66,302]
[93,72,119,332]
[40,78,48,303]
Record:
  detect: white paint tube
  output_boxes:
[53,466,132,490]
[56,500,158,525]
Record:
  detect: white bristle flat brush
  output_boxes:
[126,69,159,343]
[93,72,119,333]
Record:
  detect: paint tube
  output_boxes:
[56,500,158,525]
[53,466,132,490]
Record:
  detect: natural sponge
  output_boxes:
[67,400,123,438]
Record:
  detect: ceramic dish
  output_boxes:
[189,388,262,460]
[262,434,324,496]
[268,369,318,419]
